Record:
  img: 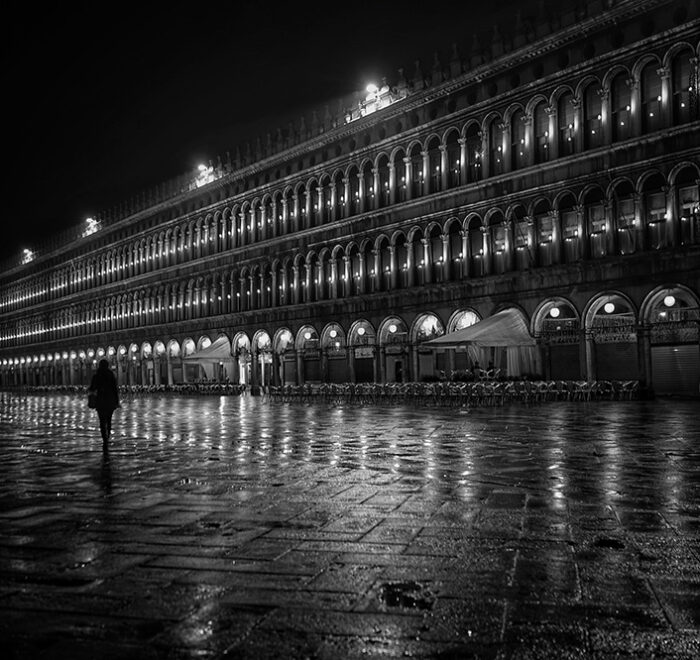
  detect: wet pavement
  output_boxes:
[0,391,698,659]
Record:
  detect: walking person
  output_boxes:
[89,359,120,446]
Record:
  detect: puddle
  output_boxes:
[378,581,435,610]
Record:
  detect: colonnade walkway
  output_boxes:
[1,392,698,658]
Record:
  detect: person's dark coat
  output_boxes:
[90,364,119,412]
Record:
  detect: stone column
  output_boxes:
[389,246,398,289]
[572,96,583,153]
[271,271,278,307]
[339,177,348,218]
[343,256,351,296]
[461,230,470,279]
[292,265,300,304]
[629,76,641,137]
[421,238,431,284]
[480,226,491,275]
[303,190,311,228]
[317,186,325,224]
[598,88,611,145]
[523,113,534,167]
[388,162,397,205]
[281,198,289,235]
[439,144,448,190]
[459,137,467,184]
[480,129,490,179]
[358,171,366,213]
[550,210,562,265]
[330,258,339,299]
[292,193,300,232]
[421,150,430,195]
[502,120,512,173]
[504,221,515,271]
[280,269,288,305]
[403,157,413,201]
[372,167,380,210]
[304,262,312,302]
[575,204,587,260]
[406,241,415,288]
[633,191,645,252]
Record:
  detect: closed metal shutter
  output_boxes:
[595,342,638,380]
[651,345,700,396]
[550,345,581,380]
[283,357,297,384]
[355,358,374,382]
[327,357,348,383]
[304,358,321,382]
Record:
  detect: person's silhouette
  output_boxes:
[89,359,120,446]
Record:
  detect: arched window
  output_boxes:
[428,226,444,282]
[613,182,636,255]
[641,63,663,133]
[348,168,360,216]
[533,101,549,164]
[510,109,527,170]
[409,145,423,197]
[559,196,580,263]
[465,124,482,183]
[643,174,668,250]
[676,167,700,246]
[558,92,575,156]
[671,51,696,125]
[489,213,507,275]
[489,120,503,177]
[586,189,607,259]
[611,73,632,141]
[512,207,530,271]
[583,84,603,149]
[468,219,485,276]
[534,201,553,267]
[394,151,407,202]
[427,137,442,193]
[377,156,391,207]
[446,131,461,188]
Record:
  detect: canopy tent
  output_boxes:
[423,308,540,377]
[182,336,234,381]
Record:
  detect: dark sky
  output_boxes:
[4,1,528,264]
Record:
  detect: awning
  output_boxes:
[182,336,233,362]
[423,308,536,348]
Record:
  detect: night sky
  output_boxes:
[5,1,530,264]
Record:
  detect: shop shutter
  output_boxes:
[595,342,638,380]
[304,358,321,382]
[549,345,581,380]
[651,345,700,396]
[355,358,374,382]
[328,357,348,383]
[283,357,297,384]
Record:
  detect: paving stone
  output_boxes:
[1,393,698,657]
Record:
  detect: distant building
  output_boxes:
[1,0,699,396]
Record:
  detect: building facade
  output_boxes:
[1,0,699,396]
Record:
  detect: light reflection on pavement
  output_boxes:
[1,391,698,659]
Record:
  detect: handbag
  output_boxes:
[87,390,98,409]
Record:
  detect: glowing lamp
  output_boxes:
[549,307,560,318]
[663,295,676,307]
[604,302,615,314]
